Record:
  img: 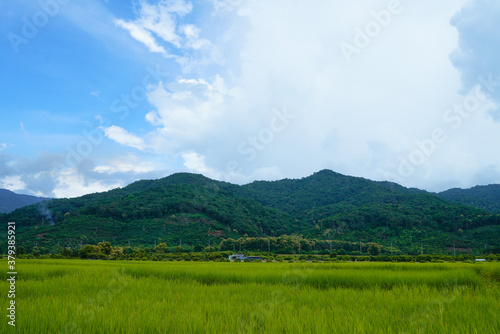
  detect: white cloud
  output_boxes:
[0,175,26,192]
[106,0,500,192]
[114,18,167,54]
[143,75,232,153]
[0,143,7,151]
[182,152,221,180]
[103,125,146,150]
[450,0,500,117]
[53,167,122,198]
[113,0,209,57]
[94,153,159,174]
[138,0,192,48]
[0,150,175,198]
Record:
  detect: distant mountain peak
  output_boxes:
[0,189,50,213]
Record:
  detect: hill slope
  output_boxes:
[0,189,49,213]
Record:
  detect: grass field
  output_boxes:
[1,260,499,333]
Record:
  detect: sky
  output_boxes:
[0,0,499,198]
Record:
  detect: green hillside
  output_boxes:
[0,173,295,250]
[1,170,499,254]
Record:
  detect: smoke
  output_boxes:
[38,201,54,226]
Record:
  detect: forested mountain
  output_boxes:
[0,189,49,213]
[438,184,500,213]
[236,170,499,254]
[1,170,499,254]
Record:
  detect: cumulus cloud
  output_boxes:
[5,0,500,198]
[52,167,122,198]
[0,151,171,198]
[104,0,488,191]
[0,175,26,193]
[450,1,500,86]
[450,0,500,119]
[145,76,230,143]
[182,152,221,179]
[103,125,147,150]
[114,0,210,58]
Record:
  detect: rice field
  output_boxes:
[1,259,499,333]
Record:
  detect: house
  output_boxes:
[228,254,262,261]
[228,254,246,261]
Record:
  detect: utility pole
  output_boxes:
[360,239,362,253]
[421,243,423,255]
[329,231,332,252]
[453,242,456,256]
[391,241,393,256]
[268,238,270,253]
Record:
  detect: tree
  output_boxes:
[32,246,40,257]
[368,243,381,256]
[80,245,99,258]
[17,246,25,255]
[109,247,124,260]
[97,241,112,255]
[62,248,72,258]
[156,243,169,253]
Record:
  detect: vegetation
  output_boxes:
[1,259,498,333]
[13,238,500,263]
[1,170,499,255]
[439,184,500,213]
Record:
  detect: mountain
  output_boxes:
[0,189,50,213]
[1,173,296,250]
[438,184,500,213]
[235,170,499,253]
[1,170,499,254]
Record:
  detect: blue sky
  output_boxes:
[1,0,499,198]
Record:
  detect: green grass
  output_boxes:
[1,260,499,333]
